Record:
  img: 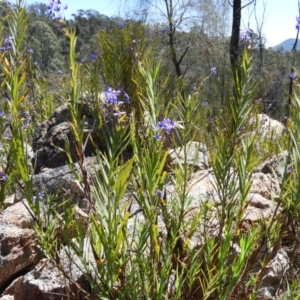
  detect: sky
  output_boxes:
[24,0,300,48]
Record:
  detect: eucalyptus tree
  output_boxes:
[228,0,256,73]
[27,20,61,71]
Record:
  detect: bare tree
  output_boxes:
[121,0,200,79]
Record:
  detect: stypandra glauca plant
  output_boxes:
[192,47,300,299]
[276,74,300,299]
[3,1,300,299]
[0,0,36,208]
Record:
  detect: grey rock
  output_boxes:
[249,114,285,140]
[3,195,15,209]
[0,200,34,229]
[0,225,44,290]
[32,103,115,174]
[27,156,98,207]
[2,258,88,300]
[254,150,290,183]
[259,249,290,299]
[168,141,210,173]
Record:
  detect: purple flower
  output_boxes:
[0,111,5,118]
[155,189,163,197]
[119,23,125,29]
[105,85,130,106]
[47,0,65,20]
[22,123,29,130]
[53,5,60,12]
[1,36,13,51]
[105,86,122,105]
[290,70,297,80]
[4,129,11,140]
[158,118,177,133]
[32,191,44,203]
[152,117,178,141]
[3,36,13,44]
[89,52,97,61]
[154,134,163,140]
[210,66,217,75]
[240,29,253,42]
[27,48,34,54]
[0,172,8,182]
[1,45,11,51]
[161,28,168,34]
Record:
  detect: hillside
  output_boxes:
[273,38,300,51]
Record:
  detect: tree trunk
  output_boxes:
[229,0,241,73]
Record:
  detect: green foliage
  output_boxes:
[2,1,300,299]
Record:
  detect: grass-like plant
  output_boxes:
[3,1,300,299]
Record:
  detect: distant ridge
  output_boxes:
[273,38,300,51]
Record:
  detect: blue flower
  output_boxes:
[47,0,66,20]
[155,189,163,197]
[3,36,13,44]
[152,117,178,141]
[105,86,122,105]
[32,191,44,203]
[154,134,163,140]
[53,5,60,12]
[22,123,29,130]
[105,85,130,106]
[210,66,217,75]
[0,172,8,182]
[158,118,177,133]
[1,36,13,51]
[240,29,253,42]
[89,52,97,61]
[4,130,11,140]
[290,70,297,80]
